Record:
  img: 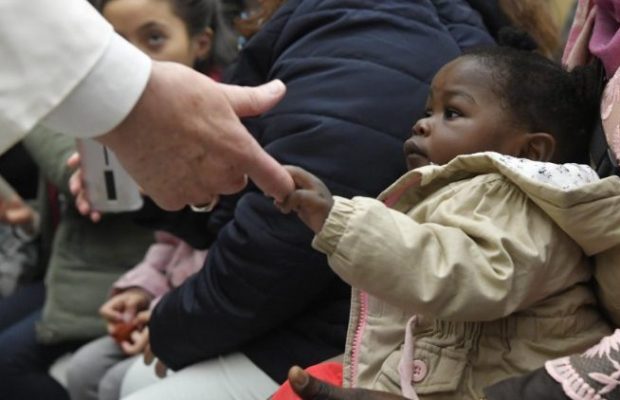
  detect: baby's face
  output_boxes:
[404,57,523,170]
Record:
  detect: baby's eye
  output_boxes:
[423,109,432,118]
[444,108,462,119]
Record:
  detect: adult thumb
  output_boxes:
[220,80,286,117]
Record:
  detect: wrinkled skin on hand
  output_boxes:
[98,61,294,211]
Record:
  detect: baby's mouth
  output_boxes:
[404,141,430,169]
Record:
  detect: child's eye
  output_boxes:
[423,109,432,118]
[444,108,462,119]
[147,32,166,48]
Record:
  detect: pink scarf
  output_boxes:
[592,0,620,75]
[564,0,620,77]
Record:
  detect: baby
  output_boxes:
[278,46,618,399]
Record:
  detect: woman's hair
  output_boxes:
[464,45,601,164]
[97,0,238,72]
[234,0,286,39]
[467,0,561,59]
[498,0,561,59]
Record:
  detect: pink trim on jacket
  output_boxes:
[349,290,369,389]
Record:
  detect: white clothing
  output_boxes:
[0,0,151,152]
[121,352,278,400]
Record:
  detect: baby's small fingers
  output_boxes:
[283,166,324,191]
[275,193,301,214]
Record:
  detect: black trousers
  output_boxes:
[484,367,570,400]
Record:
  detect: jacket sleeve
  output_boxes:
[21,126,76,198]
[313,177,587,321]
[149,193,332,369]
[112,231,207,299]
[111,231,179,298]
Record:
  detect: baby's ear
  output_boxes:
[520,132,556,162]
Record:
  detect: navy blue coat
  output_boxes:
[148,0,494,383]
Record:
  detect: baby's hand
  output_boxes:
[276,166,334,234]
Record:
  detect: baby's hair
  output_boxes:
[463,45,601,164]
[97,0,238,72]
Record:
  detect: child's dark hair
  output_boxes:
[97,0,238,72]
[463,45,601,164]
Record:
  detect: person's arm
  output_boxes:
[0,0,149,149]
[313,176,584,321]
[21,126,80,198]
[148,193,341,370]
[1,1,293,208]
[110,232,179,299]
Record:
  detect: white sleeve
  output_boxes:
[0,0,152,153]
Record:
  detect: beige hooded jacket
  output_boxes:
[313,152,620,399]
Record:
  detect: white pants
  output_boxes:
[121,352,279,400]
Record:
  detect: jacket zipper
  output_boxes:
[349,290,369,387]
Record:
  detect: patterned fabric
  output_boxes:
[490,154,600,189]
[546,330,620,400]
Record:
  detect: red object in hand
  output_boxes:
[111,321,136,344]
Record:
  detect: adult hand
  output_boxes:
[67,152,101,223]
[99,288,153,333]
[276,166,334,233]
[0,194,36,227]
[288,366,407,400]
[143,341,168,378]
[97,61,295,211]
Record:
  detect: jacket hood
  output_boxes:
[380,151,620,324]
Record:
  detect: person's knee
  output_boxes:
[98,357,136,400]
[98,370,124,400]
[66,345,99,399]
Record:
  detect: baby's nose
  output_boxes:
[412,118,431,137]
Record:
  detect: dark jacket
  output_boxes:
[148,0,494,383]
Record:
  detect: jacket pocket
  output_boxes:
[379,340,468,396]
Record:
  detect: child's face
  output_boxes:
[103,0,210,67]
[404,57,524,170]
